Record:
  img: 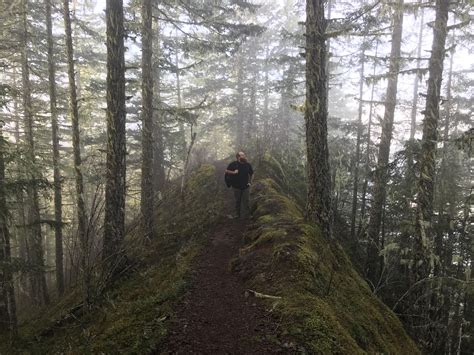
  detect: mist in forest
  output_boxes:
[0,0,472,353]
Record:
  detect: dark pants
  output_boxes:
[233,187,250,218]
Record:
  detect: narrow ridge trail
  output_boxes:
[161,219,288,354]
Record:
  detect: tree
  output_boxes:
[63,0,90,301]
[365,0,404,285]
[304,0,332,238]
[45,0,64,297]
[21,0,50,305]
[102,0,127,276]
[140,0,155,239]
[152,19,165,196]
[409,4,424,142]
[414,0,449,284]
[0,92,17,338]
[350,39,367,240]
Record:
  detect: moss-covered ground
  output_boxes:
[232,157,420,354]
[0,164,224,354]
[1,159,419,354]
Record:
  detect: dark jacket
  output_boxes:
[225,161,253,190]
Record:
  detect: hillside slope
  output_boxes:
[1,160,419,354]
[233,157,419,354]
[2,164,226,353]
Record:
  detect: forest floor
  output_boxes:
[159,219,289,354]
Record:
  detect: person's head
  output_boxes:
[236,151,247,162]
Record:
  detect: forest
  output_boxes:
[0,0,472,353]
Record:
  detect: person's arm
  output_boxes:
[225,163,238,175]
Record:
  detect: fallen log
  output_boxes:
[245,289,282,300]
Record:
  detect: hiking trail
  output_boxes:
[160,165,290,353]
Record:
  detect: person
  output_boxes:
[225,151,254,219]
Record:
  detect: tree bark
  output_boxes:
[366,0,404,285]
[64,0,90,301]
[103,0,126,276]
[21,0,50,305]
[304,0,332,238]
[141,0,155,240]
[414,0,449,282]
[45,0,65,297]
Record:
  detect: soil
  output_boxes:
[159,219,292,354]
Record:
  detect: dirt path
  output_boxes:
[160,220,287,354]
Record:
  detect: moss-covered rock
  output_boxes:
[234,159,420,354]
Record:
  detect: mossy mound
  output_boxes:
[233,158,419,354]
[1,164,224,354]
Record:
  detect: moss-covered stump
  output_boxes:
[233,172,419,354]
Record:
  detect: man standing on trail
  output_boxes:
[225,152,254,219]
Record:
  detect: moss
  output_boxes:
[235,159,420,354]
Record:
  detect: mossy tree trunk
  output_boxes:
[414,0,449,285]
[304,0,332,238]
[365,0,404,286]
[0,126,18,338]
[21,0,50,305]
[103,0,126,277]
[141,0,155,240]
[64,0,90,301]
[46,0,64,297]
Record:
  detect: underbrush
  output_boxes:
[1,164,224,354]
[232,157,420,354]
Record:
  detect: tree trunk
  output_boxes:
[304,0,332,238]
[262,47,270,151]
[45,0,64,297]
[141,0,155,240]
[365,0,404,285]
[409,5,424,141]
[435,40,455,278]
[64,0,90,301]
[152,19,165,195]
[0,126,18,337]
[21,0,50,305]
[414,0,449,283]
[174,28,186,164]
[103,0,126,277]
[235,54,244,150]
[12,68,29,297]
[350,43,366,240]
[358,42,378,237]
[248,79,257,148]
